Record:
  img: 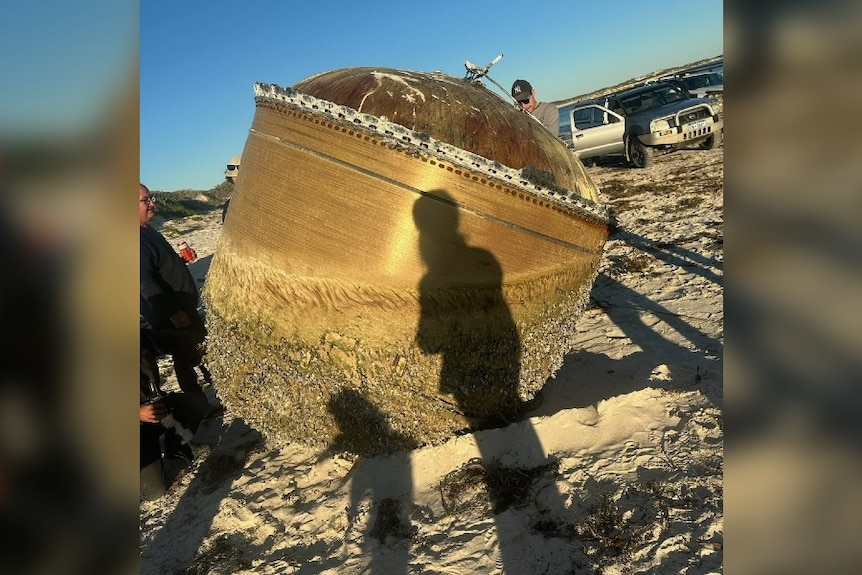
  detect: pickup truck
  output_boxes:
[564,81,723,168]
[672,71,724,99]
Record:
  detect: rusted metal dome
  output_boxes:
[293,67,599,203]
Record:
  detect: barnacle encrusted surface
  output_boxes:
[204,261,598,456]
[204,67,608,455]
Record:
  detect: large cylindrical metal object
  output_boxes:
[204,68,609,455]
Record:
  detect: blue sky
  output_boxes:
[139,0,722,192]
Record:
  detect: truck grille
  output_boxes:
[683,125,713,140]
[679,108,711,122]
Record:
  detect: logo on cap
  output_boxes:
[511,79,532,98]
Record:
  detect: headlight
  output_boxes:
[650,119,670,132]
[709,102,721,115]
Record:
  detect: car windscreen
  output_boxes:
[618,85,689,115]
[682,73,723,90]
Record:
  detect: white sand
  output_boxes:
[141,145,723,575]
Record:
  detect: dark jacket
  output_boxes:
[140,225,202,332]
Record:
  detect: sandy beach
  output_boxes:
[140,142,723,574]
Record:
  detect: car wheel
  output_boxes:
[628,137,653,168]
[699,130,723,150]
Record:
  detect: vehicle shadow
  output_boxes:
[585,143,723,170]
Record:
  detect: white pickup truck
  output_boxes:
[562,81,723,168]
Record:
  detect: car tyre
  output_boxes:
[628,137,654,168]
[699,130,723,150]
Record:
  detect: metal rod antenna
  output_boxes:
[463,53,524,108]
[485,73,520,105]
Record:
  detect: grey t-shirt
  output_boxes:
[532,101,560,137]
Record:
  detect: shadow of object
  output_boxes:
[327,389,420,458]
[529,272,723,417]
[611,228,723,285]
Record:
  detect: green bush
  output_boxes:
[152,181,234,220]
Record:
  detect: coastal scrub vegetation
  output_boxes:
[151,180,234,220]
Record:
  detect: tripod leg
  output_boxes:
[199,363,213,385]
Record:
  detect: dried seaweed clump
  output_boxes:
[369,498,412,543]
[438,456,560,516]
[178,534,252,575]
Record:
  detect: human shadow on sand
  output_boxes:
[413,189,570,574]
[327,389,420,575]
[140,418,263,575]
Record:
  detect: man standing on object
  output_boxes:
[140,183,218,418]
[221,155,240,224]
[511,79,560,137]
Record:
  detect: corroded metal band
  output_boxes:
[253,82,611,225]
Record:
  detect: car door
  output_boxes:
[569,105,626,159]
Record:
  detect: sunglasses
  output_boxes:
[226,165,239,170]
[140,197,156,205]
[517,98,531,106]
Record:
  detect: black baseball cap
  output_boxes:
[511,79,533,101]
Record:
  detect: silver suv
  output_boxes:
[564,82,723,168]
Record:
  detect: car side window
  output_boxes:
[573,108,594,130]
[573,105,622,130]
